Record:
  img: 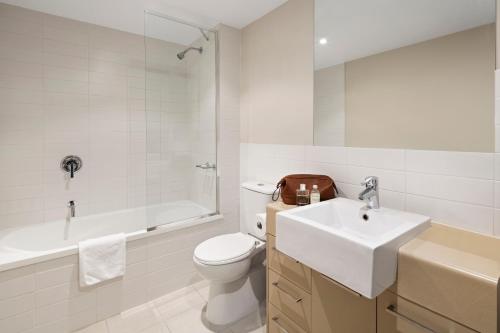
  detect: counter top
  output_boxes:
[400,223,500,284]
[397,223,499,332]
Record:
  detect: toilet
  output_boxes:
[193,181,274,326]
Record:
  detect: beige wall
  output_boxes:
[345,24,495,152]
[497,0,499,68]
[314,64,345,146]
[240,0,314,145]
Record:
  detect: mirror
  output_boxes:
[314,0,496,152]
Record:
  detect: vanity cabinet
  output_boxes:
[377,290,477,333]
[268,235,311,292]
[311,271,376,333]
[265,202,497,333]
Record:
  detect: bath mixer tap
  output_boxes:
[61,155,83,179]
[358,176,379,209]
[67,200,76,219]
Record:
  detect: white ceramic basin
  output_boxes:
[276,198,430,298]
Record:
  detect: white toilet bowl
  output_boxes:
[193,181,273,326]
[193,232,266,326]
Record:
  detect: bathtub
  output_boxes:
[0,200,221,272]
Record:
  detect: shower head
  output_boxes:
[176,46,203,60]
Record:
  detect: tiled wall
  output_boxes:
[0,19,240,333]
[143,32,217,210]
[0,4,223,230]
[0,5,242,332]
[495,69,500,152]
[0,3,147,229]
[0,220,238,333]
[241,143,500,237]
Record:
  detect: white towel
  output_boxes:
[78,233,126,287]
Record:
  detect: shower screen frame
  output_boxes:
[144,10,220,230]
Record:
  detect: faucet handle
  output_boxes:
[361,176,378,188]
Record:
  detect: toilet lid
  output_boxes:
[194,233,257,265]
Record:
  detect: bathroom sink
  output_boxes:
[275,198,430,298]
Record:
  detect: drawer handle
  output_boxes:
[386,305,437,333]
[319,274,361,297]
[271,247,300,263]
[271,316,290,333]
[272,281,303,302]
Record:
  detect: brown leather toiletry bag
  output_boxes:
[272,174,338,205]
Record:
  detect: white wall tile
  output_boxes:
[0,273,35,300]
[0,293,35,319]
[406,195,494,234]
[406,173,493,206]
[495,182,500,208]
[35,265,77,290]
[0,310,34,333]
[347,147,405,170]
[406,150,494,179]
[343,166,405,192]
[379,190,406,211]
[305,145,347,165]
[242,143,498,236]
[35,283,71,307]
[494,210,500,236]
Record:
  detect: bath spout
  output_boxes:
[67,200,76,219]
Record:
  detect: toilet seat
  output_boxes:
[194,233,257,266]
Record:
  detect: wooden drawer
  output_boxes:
[311,271,376,333]
[267,235,312,292]
[269,304,308,333]
[378,291,478,333]
[269,269,312,331]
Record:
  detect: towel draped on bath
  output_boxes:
[78,233,126,287]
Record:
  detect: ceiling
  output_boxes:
[315,0,496,70]
[0,0,287,44]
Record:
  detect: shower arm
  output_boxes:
[199,28,209,41]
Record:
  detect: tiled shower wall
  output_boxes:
[0,3,148,229]
[0,3,220,230]
[0,13,241,333]
[144,32,218,213]
[241,143,500,237]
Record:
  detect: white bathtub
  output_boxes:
[0,200,221,272]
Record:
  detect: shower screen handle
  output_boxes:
[195,162,216,170]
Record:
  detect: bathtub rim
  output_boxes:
[0,213,223,273]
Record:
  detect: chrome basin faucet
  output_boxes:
[358,176,379,209]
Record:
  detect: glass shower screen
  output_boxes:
[144,11,218,229]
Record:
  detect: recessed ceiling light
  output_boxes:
[319,38,328,45]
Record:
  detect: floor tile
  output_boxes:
[195,285,210,301]
[76,279,265,333]
[106,303,161,333]
[228,304,266,333]
[138,323,171,333]
[191,279,210,291]
[72,321,108,333]
[151,286,196,307]
[163,308,220,333]
[153,288,205,320]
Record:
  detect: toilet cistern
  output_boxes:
[358,176,379,209]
